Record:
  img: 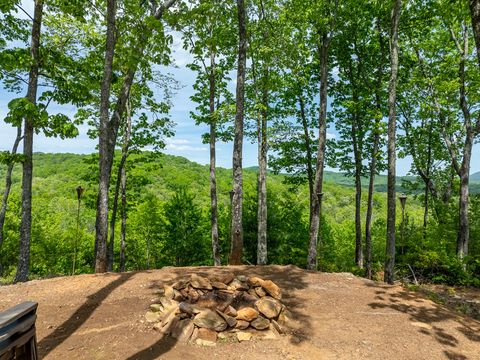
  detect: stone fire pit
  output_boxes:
[145,273,289,346]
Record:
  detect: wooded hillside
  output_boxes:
[0,152,479,285]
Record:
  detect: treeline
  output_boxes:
[0,1,480,285]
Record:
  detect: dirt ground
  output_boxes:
[1,265,479,360]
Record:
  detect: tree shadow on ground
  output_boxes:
[38,272,136,358]
[126,265,312,359]
[365,282,480,357]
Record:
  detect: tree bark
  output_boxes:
[351,89,363,268]
[229,0,247,265]
[107,100,132,271]
[119,159,127,272]
[209,51,221,266]
[95,0,117,273]
[15,0,43,283]
[365,130,379,279]
[257,68,268,266]
[365,21,386,280]
[0,127,22,255]
[299,96,315,224]
[307,32,329,271]
[384,0,401,285]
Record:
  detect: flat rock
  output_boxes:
[248,276,264,287]
[270,319,284,334]
[251,316,270,330]
[248,288,260,298]
[212,281,228,289]
[149,303,163,312]
[236,307,259,322]
[255,287,267,297]
[224,305,237,317]
[172,279,188,290]
[184,287,200,302]
[145,311,162,323]
[210,272,235,285]
[237,331,253,342]
[255,297,282,319]
[170,318,195,343]
[261,280,281,300]
[237,275,248,282]
[191,274,213,290]
[235,320,250,330]
[193,309,227,331]
[229,279,249,291]
[216,309,237,328]
[164,285,175,300]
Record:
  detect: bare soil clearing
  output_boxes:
[0,265,479,359]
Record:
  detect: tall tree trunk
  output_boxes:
[15,0,43,283]
[365,130,379,280]
[299,96,315,224]
[257,69,268,266]
[466,0,480,258]
[384,0,402,285]
[95,0,176,272]
[470,0,480,68]
[107,100,132,271]
[209,52,221,266]
[423,125,433,241]
[0,126,22,260]
[308,33,329,270]
[95,0,117,273]
[119,162,127,272]
[351,98,363,268]
[229,0,247,265]
[365,21,386,280]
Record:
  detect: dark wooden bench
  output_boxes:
[0,302,38,360]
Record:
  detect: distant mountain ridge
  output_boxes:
[471,171,480,183]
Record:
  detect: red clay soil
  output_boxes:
[0,265,479,360]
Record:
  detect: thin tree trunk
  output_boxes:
[351,93,363,268]
[0,127,22,254]
[365,132,379,280]
[365,21,386,280]
[107,100,132,271]
[229,0,247,265]
[299,96,315,224]
[209,51,221,266]
[119,160,127,272]
[308,33,329,271]
[257,68,268,266]
[95,0,117,273]
[95,0,176,272]
[384,0,402,285]
[15,0,43,283]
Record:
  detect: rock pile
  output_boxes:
[145,273,289,345]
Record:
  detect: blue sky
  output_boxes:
[0,3,479,176]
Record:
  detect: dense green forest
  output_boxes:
[1,0,480,286]
[0,152,479,285]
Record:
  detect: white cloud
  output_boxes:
[165,138,207,152]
